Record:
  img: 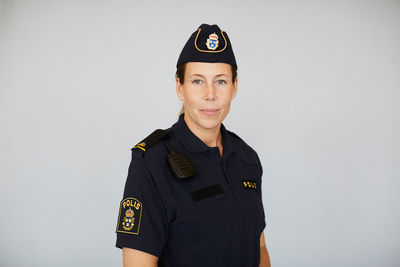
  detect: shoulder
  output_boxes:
[130,129,169,162]
[127,129,171,187]
[226,129,263,180]
[226,129,260,165]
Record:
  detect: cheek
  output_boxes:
[221,90,235,105]
[183,89,201,106]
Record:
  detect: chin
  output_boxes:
[197,119,221,130]
[185,110,227,131]
[196,113,226,130]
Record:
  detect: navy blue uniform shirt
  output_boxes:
[116,114,266,267]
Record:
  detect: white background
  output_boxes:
[1,0,399,266]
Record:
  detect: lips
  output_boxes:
[200,109,219,116]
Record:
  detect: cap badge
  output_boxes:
[206,33,219,50]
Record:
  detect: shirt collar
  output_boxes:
[170,114,236,154]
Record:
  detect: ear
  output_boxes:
[231,77,238,100]
[176,78,184,101]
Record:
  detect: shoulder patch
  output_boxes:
[131,129,169,152]
[116,197,143,235]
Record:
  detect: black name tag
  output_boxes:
[191,184,224,202]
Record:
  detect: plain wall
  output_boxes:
[1,0,399,266]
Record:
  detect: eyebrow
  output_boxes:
[189,74,228,78]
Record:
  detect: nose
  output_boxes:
[205,83,216,101]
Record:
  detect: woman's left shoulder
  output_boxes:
[225,129,261,164]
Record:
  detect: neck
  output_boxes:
[184,115,222,148]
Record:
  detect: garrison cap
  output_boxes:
[176,23,237,68]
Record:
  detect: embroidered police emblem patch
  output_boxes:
[122,208,135,231]
[242,180,257,190]
[206,33,219,50]
[116,197,143,234]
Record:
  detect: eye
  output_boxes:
[216,79,227,85]
[192,79,203,85]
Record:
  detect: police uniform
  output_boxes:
[115,24,266,267]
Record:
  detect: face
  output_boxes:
[176,62,238,134]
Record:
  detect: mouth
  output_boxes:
[200,109,219,116]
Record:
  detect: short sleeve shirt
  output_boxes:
[116,115,266,267]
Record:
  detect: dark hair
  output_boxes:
[175,63,237,85]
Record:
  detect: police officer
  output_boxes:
[116,24,271,267]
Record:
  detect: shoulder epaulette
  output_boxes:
[131,129,169,152]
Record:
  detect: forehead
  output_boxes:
[185,62,231,76]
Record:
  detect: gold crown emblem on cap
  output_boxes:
[206,33,219,50]
[209,33,218,40]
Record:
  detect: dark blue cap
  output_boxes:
[176,24,237,68]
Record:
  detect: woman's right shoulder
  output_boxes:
[130,129,169,158]
[128,128,173,179]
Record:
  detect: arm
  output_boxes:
[123,247,158,267]
[116,154,167,266]
[259,232,271,267]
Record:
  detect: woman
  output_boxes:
[116,23,271,267]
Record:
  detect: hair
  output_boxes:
[175,63,238,114]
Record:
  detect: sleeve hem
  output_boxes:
[116,236,163,258]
